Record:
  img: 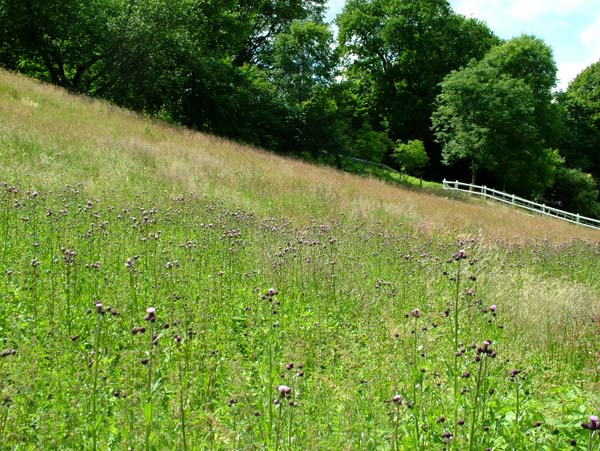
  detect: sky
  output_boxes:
[325,0,600,90]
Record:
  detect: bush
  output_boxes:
[545,166,600,218]
[393,139,429,180]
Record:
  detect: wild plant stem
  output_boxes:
[178,347,188,451]
[393,404,400,451]
[0,404,8,444]
[268,335,274,442]
[453,259,462,443]
[468,357,485,451]
[145,321,155,451]
[274,401,283,451]
[288,396,294,449]
[91,311,103,451]
[515,381,520,442]
[413,314,421,451]
[65,266,72,336]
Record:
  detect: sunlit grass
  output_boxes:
[1,69,599,242]
[1,69,600,450]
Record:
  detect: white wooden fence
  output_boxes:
[442,179,600,230]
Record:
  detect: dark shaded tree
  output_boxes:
[0,0,124,91]
[556,61,600,180]
[544,166,600,218]
[233,0,327,66]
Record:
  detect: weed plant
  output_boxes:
[0,184,599,450]
[0,70,600,450]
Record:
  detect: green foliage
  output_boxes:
[0,0,124,90]
[393,139,429,178]
[483,35,557,97]
[272,21,336,103]
[350,123,393,162]
[433,35,560,197]
[568,60,600,111]
[337,0,499,167]
[556,62,600,183]
[103,0,197,113]
[233,0,327,66]
[545,166,600,218]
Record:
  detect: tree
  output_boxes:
[545,166,600,218]
[102,0,199,113]
[0,0,125,91]
[393,139,429,184]
[336,0,499,172]
[432,35,560,197]
[272,20,336,103]
[233,0,327,66]
[556,61,600,180]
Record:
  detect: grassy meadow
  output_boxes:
[1,69,600,450]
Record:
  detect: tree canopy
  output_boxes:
[557,62,600,178]
[336,0,499,169]
[432,35,561,197]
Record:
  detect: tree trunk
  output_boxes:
[470,161,478,186]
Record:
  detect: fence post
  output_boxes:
[511,194,515,205]
[577,214,580,223]
[542,204,545,214]
[455,180,458,189]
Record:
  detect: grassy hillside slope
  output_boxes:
[1,69,598,242]
[1,70,599,450]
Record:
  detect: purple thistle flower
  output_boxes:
[453,249,467,260]
[277,385,292,398]
[144,307,156,322]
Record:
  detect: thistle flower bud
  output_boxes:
[453,249,467,260]
[277,385,292,398]
[144,307,156,322]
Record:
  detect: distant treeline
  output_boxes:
[2,0,600,216]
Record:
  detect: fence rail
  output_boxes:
[442,179,600,230]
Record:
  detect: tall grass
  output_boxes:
[1,69,600,242]
[0,70,599,449]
